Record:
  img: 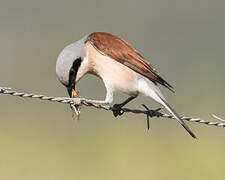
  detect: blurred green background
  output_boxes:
[0,0,225,179]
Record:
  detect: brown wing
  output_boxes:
[86,32,174,92]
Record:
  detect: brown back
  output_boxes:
[86,32,174,92]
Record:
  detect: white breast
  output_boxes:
[85,42,139,96]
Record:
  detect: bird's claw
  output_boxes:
[112,104,124,117]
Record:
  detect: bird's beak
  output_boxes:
[71,89,79,97]
[67,85,79,98]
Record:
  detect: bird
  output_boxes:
[56,32,196,138]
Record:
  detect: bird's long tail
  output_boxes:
[157,94,197,138]
[138,78,196,138]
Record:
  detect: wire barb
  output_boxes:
[0,86,225,130]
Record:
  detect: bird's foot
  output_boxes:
[111,104,124,117]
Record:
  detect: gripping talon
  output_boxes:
[112,104,124,117]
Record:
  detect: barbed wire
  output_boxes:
[0,86,225,130]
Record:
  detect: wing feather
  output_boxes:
[86,32,174,92]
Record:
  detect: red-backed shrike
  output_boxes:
[56,32,196,138]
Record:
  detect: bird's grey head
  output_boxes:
[56,36,87,97]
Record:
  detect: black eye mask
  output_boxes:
[67,57,82,94]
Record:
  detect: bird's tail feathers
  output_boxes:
[155,92,197,139]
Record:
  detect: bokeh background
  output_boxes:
[0,0,225,179]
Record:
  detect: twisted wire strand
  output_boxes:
[0,87,224,129]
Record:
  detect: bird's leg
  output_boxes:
[84,99,110,105]
[112,96,136,117]
[82,87,113,105]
